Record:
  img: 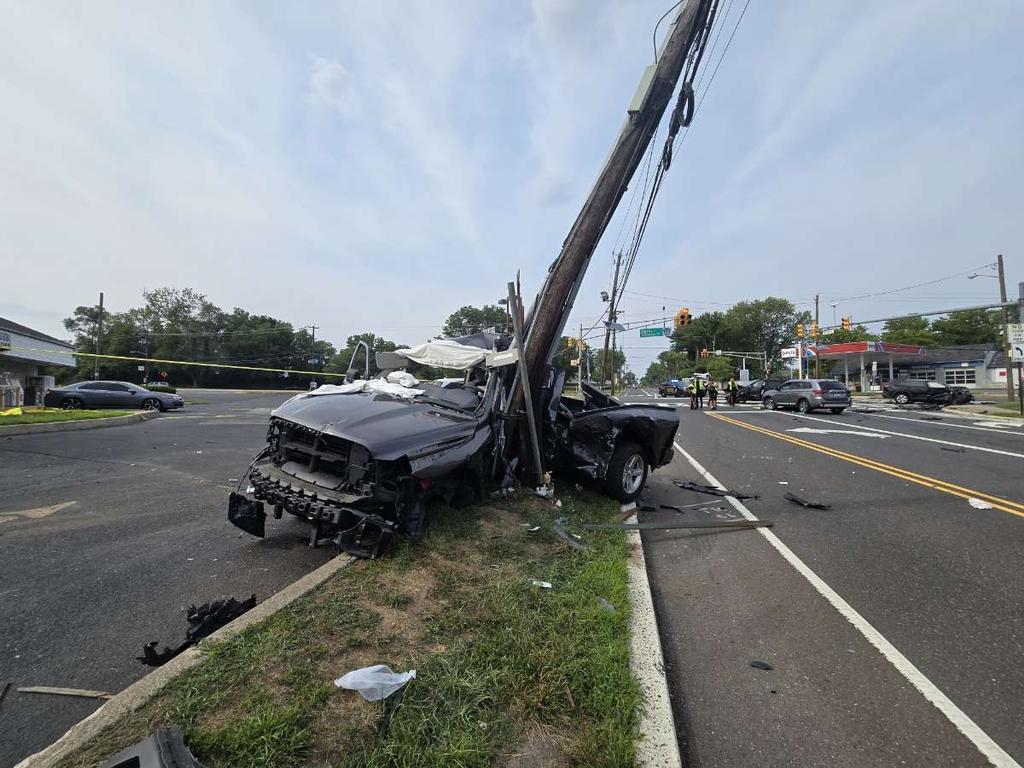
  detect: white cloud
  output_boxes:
[307,55,358,117]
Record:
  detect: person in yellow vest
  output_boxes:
[725,376,739,406]
[688,379,698,409]
[694,377,705,409]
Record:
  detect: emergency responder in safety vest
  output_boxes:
[725,376,739,406]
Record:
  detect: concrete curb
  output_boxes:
[15,553,355,768]
[0,411,159,437]
[625,513,683,768]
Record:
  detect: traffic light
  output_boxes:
[796,323,804,338]
[567,337,577,348]
[811,322,819,338]
[842,315,852,332]
[674,307,691,329]
[700,348,709,358]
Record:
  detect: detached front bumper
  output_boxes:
[228,468,396,559]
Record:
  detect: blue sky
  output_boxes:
[2,1,1022,376]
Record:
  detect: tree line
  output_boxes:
[61,290,603,388]
[639,298,1009,386]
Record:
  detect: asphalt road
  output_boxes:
[620,388,1024,767]
[0,390,333,767]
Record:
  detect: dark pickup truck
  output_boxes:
[229,336,679,558]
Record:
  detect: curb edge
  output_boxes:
[626,513,683,768]
[15,553,355,768]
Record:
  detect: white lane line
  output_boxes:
[766,412,1024,460]
[671,440,1021,768]
[788,427,887,438]
[865,413,1024,437]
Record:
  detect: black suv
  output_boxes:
[735,378,785,403]
[882,378,973,406]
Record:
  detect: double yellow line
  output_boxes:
[708,412,1024,520]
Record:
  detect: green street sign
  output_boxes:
[639,327,665,337]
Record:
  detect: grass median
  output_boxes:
[58,486,640,768]
[0,408,133,426]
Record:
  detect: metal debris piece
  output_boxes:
[98,727,203,768]
[783,492,832,510]
[18,686,112,700]
[940,447,966,453]
[532,580,553,589]
[749,661,774,671]
[968,498,993,510]
[582,520,772,531]
[674,480,759,500]
[553,516,588,551]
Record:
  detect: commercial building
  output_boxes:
[0,317,76,407]
[814,341,1018,391]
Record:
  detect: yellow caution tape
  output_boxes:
[2,345,346,378]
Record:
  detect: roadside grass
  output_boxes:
[57,486,640,768]
[0,408,133,425]
[991,402,1024,418]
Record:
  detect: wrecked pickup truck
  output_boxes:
[228,334,678,558]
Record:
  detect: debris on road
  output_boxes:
[18,686,112,700]
[968,498,994,510]
[97,727,203,768]
[783,492,832,511]
[749,661,774,671]
[0,681,10,711]
[941,447,966,453]
[335,664,416,702]
[675,480,759,500]
[138,594,256,667]
[660,504,687,513]
[582,520,773,531]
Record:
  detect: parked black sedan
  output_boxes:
[44,381,184,411]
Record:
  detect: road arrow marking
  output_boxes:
[788,428,887,438]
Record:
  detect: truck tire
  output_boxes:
[604,441,648,503]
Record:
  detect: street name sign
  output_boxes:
[639,327,665,337]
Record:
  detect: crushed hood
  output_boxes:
[271,391,478,461]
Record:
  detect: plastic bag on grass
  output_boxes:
[335,664,416,701]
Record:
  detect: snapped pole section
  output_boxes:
[509,281,545,487]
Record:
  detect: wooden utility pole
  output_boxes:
[998,254,1014,403]
[814,293,820,378]
[602,250,624,392]
[94,291,104,380]
[516,0,711,403]
[578,323,585,393]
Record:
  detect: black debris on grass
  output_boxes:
[138,595,257,667]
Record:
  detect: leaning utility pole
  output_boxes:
[997,254,1014,403]
[602,250,624,392]
[516,0,712,404]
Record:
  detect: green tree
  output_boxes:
[441,305,510,336]
[594,348,626,384]
[881,316,935,346]
[823,324,876,344]
[325,333,401,378]
[931,309,1002,346]
[722,298,807,375]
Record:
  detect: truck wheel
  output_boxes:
[604,441,648,503]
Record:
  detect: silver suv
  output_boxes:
[762,379,851,414]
